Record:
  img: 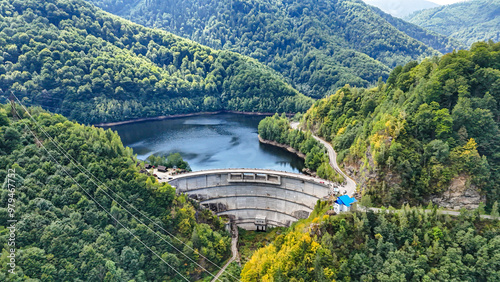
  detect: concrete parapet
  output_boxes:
[228,172,281,184]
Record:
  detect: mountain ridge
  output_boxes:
[407,0,500,46]
[300,41,500,208]
[86,0,462,97]
[0,0,312,124]
[368,4,466,52]
[364,0,440,18]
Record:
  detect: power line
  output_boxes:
[15,110,190,281]
[12,95,240,281]
[12,97,219,281]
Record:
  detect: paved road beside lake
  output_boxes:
[290,122,357,197]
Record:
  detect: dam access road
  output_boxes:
[290,122,357,197]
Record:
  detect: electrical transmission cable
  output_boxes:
[14,110,190,281]
[12,96,240,281]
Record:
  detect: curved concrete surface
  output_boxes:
[167,169,332,229]
[200,195,313,210]
[180,184,323,208]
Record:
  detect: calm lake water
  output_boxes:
[104,113,305,173]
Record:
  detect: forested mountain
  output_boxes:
[0,105,231,281]
[299,41,500,208]
[2,104,498,281]
[242,202,500,281]
[369,5,466,52]
[407,0,500,46]
[0,0,312,124]
[259,114,345,183]
[364,0,439,18]
[86,0,461,98]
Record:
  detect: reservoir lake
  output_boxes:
[103,113,305,173]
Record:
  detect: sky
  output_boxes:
[362,0,474,18]
[430,0,470,4]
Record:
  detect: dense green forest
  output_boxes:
[259,114,343,183]
[407,0,500,46]
[86,0,460,98]
[300,41,500,208]
[368,5,466,51]
[242,202,500,281]
[0,105,232,281]
[2,0,499,281]
[0,0,312,124]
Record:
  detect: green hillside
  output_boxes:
[0,106,231,281]
[86,0,459,98]
[407,0,500,46]
[369,5,466,52]
[242,203,500,281]
[299,41,500,208]
[0,0,312,124]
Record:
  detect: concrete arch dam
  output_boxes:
[167,169,331,230]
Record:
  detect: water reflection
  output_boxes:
[103,114,305,173]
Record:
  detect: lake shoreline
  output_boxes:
[94,110,291,127]
[258,135,316,176]
[258,135,306,159]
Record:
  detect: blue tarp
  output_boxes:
[335,195,357,207]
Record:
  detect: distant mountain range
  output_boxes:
[407,0,500,46]
[0,0,313,123]
[86,0,463,98]
[364,0,439,18]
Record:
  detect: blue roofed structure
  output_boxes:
[334,195,357,213]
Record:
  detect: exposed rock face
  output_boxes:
[430,175,485,210]
[325,209,337,216]
[343,149,483,210]
[343,145,379,194]
[293,210,311,219]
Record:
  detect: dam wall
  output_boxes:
[168,169,332,230]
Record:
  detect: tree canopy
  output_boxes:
[407,0,500,47]
[0,105,231,281]
[242,203,500,281]
[258,114,344,183]
[87,0,461,98]
[0,0,312,124]
[301,41,500,209]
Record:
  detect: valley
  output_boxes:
[102,113,306,172]
[0,0,499,281]
[87,0,461,97]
